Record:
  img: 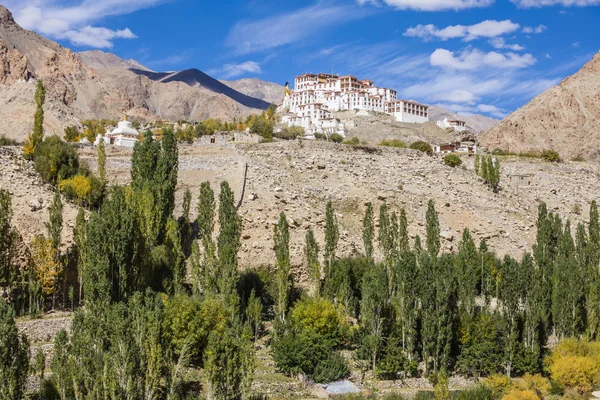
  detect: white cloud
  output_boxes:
[358,0,495,11]
[404,20,520,41]
[572,41,582,47]
[476,104,506,118]
[545,53,552,59]
[489,38,525,51]
[430,48,536,70]
[522,24,547,33]
[6,0,169,48]
[511,0,600,7]
[227,4,371,55]
[208,61,263,79]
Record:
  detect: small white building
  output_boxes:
[437,118,468,132]
[385,100,429,124]
[94,116,140,148]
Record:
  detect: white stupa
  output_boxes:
[107,115,139,147]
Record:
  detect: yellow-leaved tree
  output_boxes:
[30,235,62,299]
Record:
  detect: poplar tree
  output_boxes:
[360,262,388,371]
[363,203,375,261]
[587,201,600,339]
[217,181,242,310]
[0,300,29,400]
[0,189,16,289]
[274,212,291,322]
[324,200,339,271]
[426,200,440,258]
[398,208,410,253]
[73,208,87,302]
[379,203,391,260]
[23,80,46,158]
[97,140,106,184]
[498,256,522,377]
[179,188,193,256]
[456,229,478,317]
[197,182,215,243]
[304,228,321,296]
[46,191,63,251]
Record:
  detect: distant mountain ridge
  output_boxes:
[220,78,285,105]
[428,105,499,134]
[0,5,272,141]
[479,52,600,161]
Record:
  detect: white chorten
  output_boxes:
[107,115,139,147]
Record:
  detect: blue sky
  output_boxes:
[5,0,599,118]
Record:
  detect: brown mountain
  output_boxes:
[77,50,152,72]
[427,105,499,133]
[220,78,285,105]
[479,52,600,161]
[0,6,269,141]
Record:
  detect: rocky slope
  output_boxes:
[428,105,499,133]
[76,50,151,72]
[220,78,284,105]
[0,6,269,141]
[479,52,600,161]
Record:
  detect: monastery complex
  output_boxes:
[279,73,430,138]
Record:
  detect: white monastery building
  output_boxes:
[279,73,429,138]
[437,118,468,132]
[93,115,140,148]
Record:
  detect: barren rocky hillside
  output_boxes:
[479,52,600,161]
[77,141,600,288]
[76,50,152,72]
[0,6,269,141]
[221,78,285,105]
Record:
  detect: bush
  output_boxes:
[314,133,327,140]
[444,153,462,167]
[58,174,104,208]
[549,356,599,393]
[541,150,561,163]
[64,126,80,142]
[502,389,540,400]
[272,330,336,378]
[290,297,347,344]
[343,137,360,145]
[311,352,350,383]
[410,141,433,155]
[453,385,495,400]
[329,133,344,143]
[486,374,512,397]
[250,119,273,141]
[275,126,305,140]
[379,139,407,148]
[34,135,79,185]
[0,135,18,146]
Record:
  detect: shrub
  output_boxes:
[453,385,495,400]
[272,330,335,378]
[290,297,347,343]
[572,155,586,162]
[486,374,512,397]
[314,133,327,140]
[518,374,552,398]
[0,135,18,146]
[502,389,540,400]
[541,150,561,163]
[311,352,350,383]
[549,356,599,393]
[329,133,344,143]
[444,153,462,167]
[275,126,305,140]
[59,175,91,202]
[379,139,407,148]
[250,119,273,141]
[410,141,433,155]
[343,137,360,145]
[64,126,80,142]
[34,136,79,185]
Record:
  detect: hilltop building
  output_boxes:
[279,73,429,138]
[437,118,468,132]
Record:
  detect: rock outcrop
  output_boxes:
[479,52,600,161]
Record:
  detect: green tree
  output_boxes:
[23,80,46,158]
[305,228,321,296]
[179,188,193,257]
[46,191,63,251]
[205,325,255,400]
[0,300,29,400]
[399,208,410,253]
[274,212,291,322]
[324,201,339,271]
[456,229,479,317]
[246,289,262,340]
[33,348,46,379]
[588,201,600,339]
[363,202,375,261]
[97,139,106,184]
[0,189,16,289]
[360,262,389,371]
[197,182,216,242]
[426,200,440,258]
[217,181,242,310]
[51,329,71,400]
[64,125,79,142]
[498,255,524,377]
[73,208,87,303]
